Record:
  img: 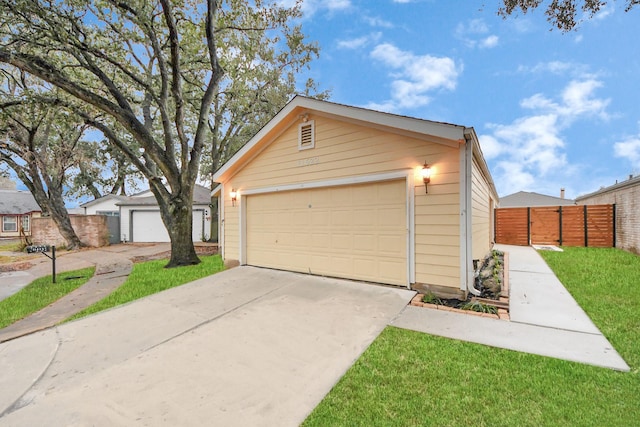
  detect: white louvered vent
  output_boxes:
[298,120,315,151]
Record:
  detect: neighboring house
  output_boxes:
[212,96,498,298]
[81,194,130,216]
[499,190,576,208]
[0,189,42,238]
[118,185,212,243]
[576,174,640,254]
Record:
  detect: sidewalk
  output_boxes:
[392,244,630,371]
[0,244,174,343]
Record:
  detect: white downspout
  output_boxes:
[463,129,481,296]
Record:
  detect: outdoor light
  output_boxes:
[230,188,237,207]
[421,162,432,193]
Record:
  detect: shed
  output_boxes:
[212,96,498,298]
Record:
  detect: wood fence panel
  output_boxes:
[586,204,615,247]
[530,207,560,245]
[560,206,586,246]
[494,208,529,246]
[494,204,615,247]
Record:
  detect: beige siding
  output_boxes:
[471,156,494,261]
[222,114,462,289]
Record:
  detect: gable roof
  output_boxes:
[213,95,470,184]
[80,193,131,208]
[116,184,211,206]
[576,174,640,201]
[500,191,576,208]
[0,189,41,214]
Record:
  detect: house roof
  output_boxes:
[213,95,472,184]
[116,184,211,206]
[212,96,499,203]
[576,174,640,201]
[500,191,576,208]
[80,193,131,208]
[0,189,41,214]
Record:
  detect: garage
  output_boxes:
[213,96,499,298]
[245,180,407,285]
[130,210,205,243]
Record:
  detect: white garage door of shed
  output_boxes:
[246,180,407,285]
[131,210,204,242]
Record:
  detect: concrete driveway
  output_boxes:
[0,266,414,426]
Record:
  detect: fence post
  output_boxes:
[612,204,616,248]
[583,205,588,247]
[527,207,531,246]
[558,206,563,246]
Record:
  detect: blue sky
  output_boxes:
[287,0,640,199]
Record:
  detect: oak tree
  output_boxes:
[0,0,319,266]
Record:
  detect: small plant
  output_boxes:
[421,292,443,305]
[458,301,498,314]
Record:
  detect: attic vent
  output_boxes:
[298,120,315,151]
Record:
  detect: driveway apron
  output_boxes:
[0,266,414,426]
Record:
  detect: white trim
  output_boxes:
[407,177,416,287]
[241,170,411,196]
[459,139,474,292]
[239,169,414,287]
[239,192,246,265]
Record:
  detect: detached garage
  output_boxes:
[118,185,212,243]
[213,96,498,298]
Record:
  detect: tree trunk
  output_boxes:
[159,188,201,267]
[47,187,83,250]
[209,195,218,243]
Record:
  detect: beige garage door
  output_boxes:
[246,180,407,285]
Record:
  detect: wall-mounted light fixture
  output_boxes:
[230,188,237,207]
[421,162,432,193]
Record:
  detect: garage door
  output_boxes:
[131,210,204,242]
[246,180,407,285]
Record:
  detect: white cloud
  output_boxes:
[392,0,414,3]
[480,35,499,48]
[481,78,610,195]
[364,15,394,28]
[455,19,499,49]
[279,0,351,17]
[614,136,640,170]
[366,43,460,112]
[337,32,381,50]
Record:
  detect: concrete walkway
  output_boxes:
[0,244,172,342]
[392,244,630,371]
[0,267,414,426]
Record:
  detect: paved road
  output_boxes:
[0,267,415,426]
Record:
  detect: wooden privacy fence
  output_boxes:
[495,205,616,247]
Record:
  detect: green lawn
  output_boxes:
[303,247,640,427]
[67,255,224,321]
[0,268,95,328]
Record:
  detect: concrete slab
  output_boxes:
[392,306,630,371]
[0,271,34,301]
[498,244,602,334]
[0,266,415,426]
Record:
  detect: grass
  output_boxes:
[0,268,95,328]
[303,247,640,427]
[538,247,640,368]
[67,255,224,321]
